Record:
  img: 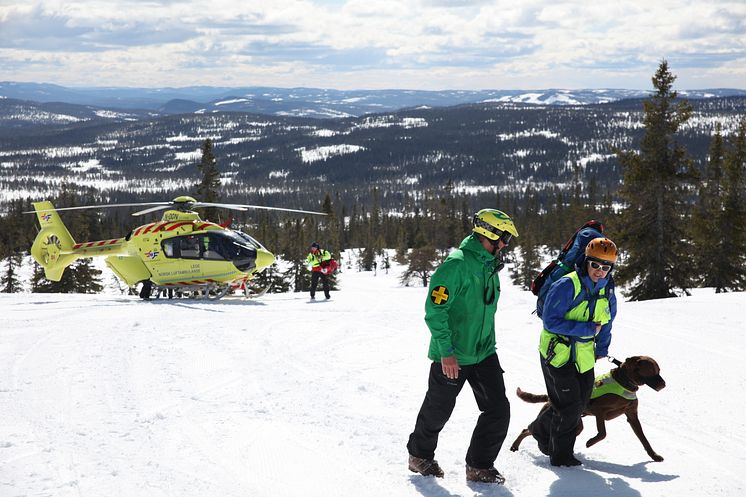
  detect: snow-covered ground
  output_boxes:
[0,257,743,497]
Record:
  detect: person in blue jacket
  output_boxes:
[529,237,618,466]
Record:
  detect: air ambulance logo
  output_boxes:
[145,250,160,260]
[430,286,449,305]
[42,213,52,222]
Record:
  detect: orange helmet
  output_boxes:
[585,237,618,264]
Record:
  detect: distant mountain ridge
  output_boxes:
[2,81,745,118]
[2,94,745,213]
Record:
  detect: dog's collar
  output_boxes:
[591,371,637,401]
[611,366,640,393]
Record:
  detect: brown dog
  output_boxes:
[510,356,666,462]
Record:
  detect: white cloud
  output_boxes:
[0,0,744,89]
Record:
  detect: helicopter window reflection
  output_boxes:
[180,236,201,258]
[160,232,256,270]
[163,240,174,257]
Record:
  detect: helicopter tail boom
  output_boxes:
[31,201,131,282]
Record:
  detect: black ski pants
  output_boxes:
[407,353,510,469]
[310,271,330,299]
[529,355,594,463]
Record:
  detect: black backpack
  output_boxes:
[531,220,605,317]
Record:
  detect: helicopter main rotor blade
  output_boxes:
[131,205,173,216]
[191,202,248,212]
[197,202,327,216]
[23,202,171,214]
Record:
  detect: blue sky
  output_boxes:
[0,0,744,90]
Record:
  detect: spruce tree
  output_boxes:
[714,119,746,292]
[1,251,23,293]
[615,60,695,300]
[394,225,408,264]
[321,193,341,257]
[400,246,437,287]
[692,125,725,284]
[510,187,541,290]
[248,262,292,294]
[195,139,221,222]
[510,232,540,291]
[70,258,104,293]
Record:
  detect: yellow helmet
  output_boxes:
[472,209,519,242]
[585,237,618,264]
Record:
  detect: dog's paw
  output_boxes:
[651,453,664,462]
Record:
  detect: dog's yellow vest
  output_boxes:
[590,371,637,400]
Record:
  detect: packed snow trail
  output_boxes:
[1,260,744,497]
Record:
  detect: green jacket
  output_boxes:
[425,234,502,365]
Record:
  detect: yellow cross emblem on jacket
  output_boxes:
[431,286,449,305]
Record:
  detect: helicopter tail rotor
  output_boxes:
[30,201,79,281]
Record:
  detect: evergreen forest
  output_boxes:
[1,62,745,299]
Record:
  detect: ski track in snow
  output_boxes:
[0,260,744,497]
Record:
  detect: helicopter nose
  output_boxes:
[254,248,275,271]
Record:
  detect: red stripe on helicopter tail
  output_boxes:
[133,227,144,236]
[152,222,170,232]
[141,223,157,234]
[73,239,122,249]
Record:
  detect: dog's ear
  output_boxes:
[636,357,660,376]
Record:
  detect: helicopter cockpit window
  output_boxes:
[234,231,264,250]
[213,231,258,271]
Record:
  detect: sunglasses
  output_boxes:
[589,260,613,272]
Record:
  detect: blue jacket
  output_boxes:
[541,264,616,358]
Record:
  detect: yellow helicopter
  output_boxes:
[28,196,325,300]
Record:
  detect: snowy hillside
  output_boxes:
[1,256,743,497]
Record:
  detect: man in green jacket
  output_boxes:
[407,209,518,484]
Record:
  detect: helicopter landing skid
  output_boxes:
[148,283,233,301]
[243,284,270,299]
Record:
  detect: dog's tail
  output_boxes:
[516,387,549,403]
